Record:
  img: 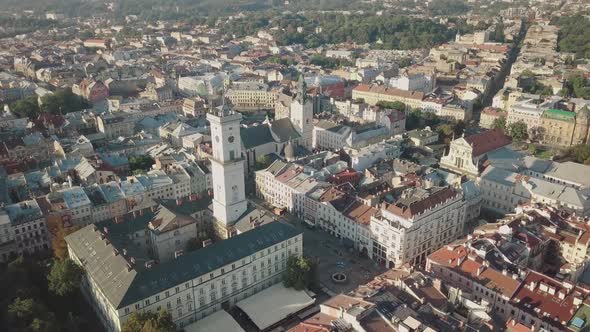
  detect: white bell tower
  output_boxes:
[207,104,247,229]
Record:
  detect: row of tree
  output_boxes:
[554,14,590,59]
[491,117,529,141]
[0,256,85,331]
[222,13,456,50]
[9,89,90,119]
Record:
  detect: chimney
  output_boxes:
[151,205,157,213]
[123,248,128,256]
[529,281,538,291]
[477,265,485,276]
[175,250,184,259]
[139,208,144,216]
[176,198,182,206]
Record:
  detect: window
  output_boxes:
[175,287,180,293]
[156,295,160,301]
[125,308,130,314]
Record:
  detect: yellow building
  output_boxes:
[539,109,576,146]
[352,84,424,109]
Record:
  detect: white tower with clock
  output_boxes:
[207,104,247,232]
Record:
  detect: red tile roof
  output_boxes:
[464,128,511,156]
[385,187,459,218]
[354,84,425,101]
[511,270,590,327]
[344,202,376,226]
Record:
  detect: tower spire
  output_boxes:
[297,73,307,104]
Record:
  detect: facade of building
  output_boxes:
[352,84,425,109]
[66,221,302,332]
[312,121,352,150]
[3,200,50,258]
[370,186,467,267]
[539,109,576,147]
[225,82,277,110]
[440,129,512,178]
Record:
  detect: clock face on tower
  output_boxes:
[228,136,235,143]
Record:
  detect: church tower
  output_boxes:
[290,74,313,149]
[207,104,247,236]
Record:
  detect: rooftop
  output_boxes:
[65,221,301,309]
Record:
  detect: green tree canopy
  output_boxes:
[568,144,590,164]
[554,14,590,59]
[7,297,58,332]
[255,154,273,170]
[129,155,155,174]
[122,310,176,332]
[376,100,406,111]
[48,259,83,297]
[40,89,90,114]
[10,96,40,118]
[507,121,528,141]
[492,116,507,131]
[283,255,314,290]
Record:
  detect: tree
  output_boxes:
[10,96,40,118]
[7,297,58,332]
[492,116,507,131]
[569,144,590,164]
[51,222,82,260]
[437,123,454,138]
[376,100,406,111]
[47,259,83,296]
[129,155,155,174]
[122,310,176,332]
[255,154,273,170]
[453,120,466,137]
[507,121,528,141]
[40,89,89,114]
[283,255,313,290]
[185,238,201,252]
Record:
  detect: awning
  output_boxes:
[236,283,315,330]
[183,309,244,332]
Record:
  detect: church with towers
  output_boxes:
[206,73,317,237]
[274,74,314,149]
[239,74,316,173]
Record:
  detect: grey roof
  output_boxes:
[66,221,301,309]
[545,161,590,187]
[480,166,519,187]
[241,124,275,149]
[270,118,300,142]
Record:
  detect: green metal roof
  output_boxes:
[543,109,576,122]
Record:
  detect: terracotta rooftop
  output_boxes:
[344,202,376,226]
[385,187,459,218]
[354,84,425,101]
[428,245,522,298]
[464,128,511,156]
[323,294,374,311]
[511,270,590,327]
